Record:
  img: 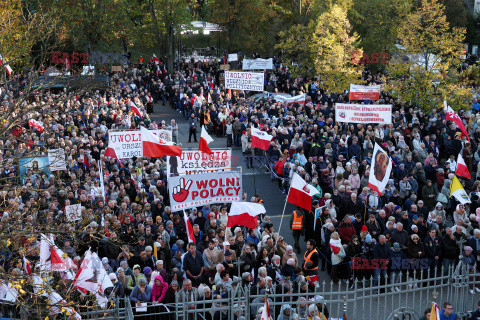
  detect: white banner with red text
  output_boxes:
[169,171,242,211]
[166,149,232,177]
[335,104,392,124]
[349,84,381,101]
[108,129,172,159]
[224,71,264,92]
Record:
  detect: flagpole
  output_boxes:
[252,147,257,195]
[277,183,292,240]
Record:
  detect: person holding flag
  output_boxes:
[450,175,471,205]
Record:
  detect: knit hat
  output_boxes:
[287,258,295,266]
[143,266,152,275]
[133,264,141,270]
[465,246,473,253]
[411,224,418,231]
[365,234,373,243]
[361,225,368,232]
[109,273,117,280]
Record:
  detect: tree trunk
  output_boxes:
[166,5,174,73]
[149,0,163,60]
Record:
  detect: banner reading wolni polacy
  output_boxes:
[335,104,392,124]
[108,129,172,159]
[224,71,264,92]
[167,150,232,176]
[169,171,242,211]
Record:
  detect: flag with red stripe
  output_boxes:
[184,210,196,244]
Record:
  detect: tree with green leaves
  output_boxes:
[276,3,363,92]
[385,0,468,111]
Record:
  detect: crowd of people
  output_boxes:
[0,52,479,319]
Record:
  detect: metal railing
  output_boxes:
[124,266,480,320]
[1,267,479,320]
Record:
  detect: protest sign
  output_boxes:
[169,171,242,211]
[228,53,238,62]
[349,84,381,100]
[19,156,51,183]
[167,149,232,176]
[335,103,392,124]
[48,149,67,171]
[108,129,172,159]
[224,71,264,92]
[242,58,273,70]
[65,204,82,221]
[275,93,306,105]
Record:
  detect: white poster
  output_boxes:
[108,129,172,159]
[242,58,273,70]
[168,171,242,211]
[275,94,307,105]
[167,150,232,176]
[224,71,264,92]
[228,53,238,62]
[81,66,95,75]
[335,103,392,124]
[65,204,82,221]
[349,84,381,101]
[48,149,67,171]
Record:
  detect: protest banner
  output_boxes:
[335,103,392,124]
[65,204,82,221]
[169,171,242,211]
[224,71,264,92]
[167,149,232,176]
[228,53,238,62]
[48,149,67,171]
[242,58,273,70]
[349,84,381,100]
[19,156,51,183]
[108,129,172,159]
[275,93,306,105]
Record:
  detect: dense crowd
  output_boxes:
[0,53,479,319]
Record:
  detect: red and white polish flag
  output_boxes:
[456,153,471,179]
[329,238,342,254]
[152,53,161,65]
[23,255,32,274]
[130,101,143,118]
[227,202,266,229]
[251,127,273,150]
[444,100,470,142]
[184,210,196,244]
[5,64,12,76]
[141,126,182,157]
[29,119,44,132]
[286,173,320,211]
[199,126,214,154]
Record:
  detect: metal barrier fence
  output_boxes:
[1,266,479,320]
[125,266,480,320]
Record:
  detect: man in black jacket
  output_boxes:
[424,229,442,275]
[183,242,204,286]
[441,227,459,275]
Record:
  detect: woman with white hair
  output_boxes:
[281,245,298,266]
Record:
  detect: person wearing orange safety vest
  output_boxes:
[303,239,319,276]
[290,209,304,253]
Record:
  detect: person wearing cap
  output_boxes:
[108,272,125,298]
[127,264,147,293]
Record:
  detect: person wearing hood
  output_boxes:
[151,275,168,304]
[277,304,297,320]
[428,202,446,223]
[282,245,298,267]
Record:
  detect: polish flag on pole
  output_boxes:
[227,202,266,229]
[430,302,441,320]
[199,126,214,154]
[251,127,273,150]
[286,173,320,211]
[141,126,182,157]
[152,53,161,65]
[74,250,113,295]
[444,100,470,142]
[455,153,471,179]
[260,299,272,320]
[5,64,12,76]
[207,92,213,104]
[184,210,196,244]
[65,58,70,71]
[23,255,32,274]
[28,119,44,132]
[130,101,143,118]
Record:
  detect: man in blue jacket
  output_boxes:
[470,300,480,320]
[440,302,456,319]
